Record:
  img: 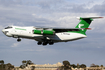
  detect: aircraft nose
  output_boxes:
[2,29,9,35]
[2,29,5,33]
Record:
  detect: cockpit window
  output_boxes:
[5,26,13,29]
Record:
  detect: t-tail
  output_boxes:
[75,17,103,35]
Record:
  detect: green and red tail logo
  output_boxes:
[75,17,93,35]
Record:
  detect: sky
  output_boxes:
[0,0,105,67]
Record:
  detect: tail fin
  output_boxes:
[75,17,103,35]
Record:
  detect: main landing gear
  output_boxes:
[37,42,42,45]
[37,41,54,46]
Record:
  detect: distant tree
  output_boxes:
[19,65,25,69]
[0,60,4,65]
[58,61,71,70]
[21,60,27,68]
[5,63,14,70]
[20,60,34,69]
[96,65,99,67]
[0,60,4,70]
[26,60,34,65]
[63,61,71,70]
[22,60,26,64]
[100,65,103,67]
[80,64,86,68]
[71,64,77,68]
[77,63,80,68]
[63,61,70,66]
[22,60,26,66]
[90,64,96,67]
[19,60,26,69]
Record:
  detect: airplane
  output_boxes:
[2,17,103,45]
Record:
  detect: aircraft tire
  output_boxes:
[43,42,48,46]
[17,38,21,42]
[37,42,42,45]
[49,42,54,45]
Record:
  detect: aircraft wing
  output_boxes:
[34,26,90,33]
[53,28,91,33]
[53,28,80,33]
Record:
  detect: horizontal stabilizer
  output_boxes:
[77,17,103,20]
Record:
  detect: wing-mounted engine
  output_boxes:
[33,29,55,35]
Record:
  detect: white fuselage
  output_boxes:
[2,26,87,43]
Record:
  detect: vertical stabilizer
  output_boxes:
[75,17,103,35]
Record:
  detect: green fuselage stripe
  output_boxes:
[15,28,26,31]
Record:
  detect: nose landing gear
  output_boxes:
[17,38,21,42]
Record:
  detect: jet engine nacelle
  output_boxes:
[33,30,55,35]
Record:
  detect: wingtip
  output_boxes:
[85,28,91,30]
[99,17,104,18]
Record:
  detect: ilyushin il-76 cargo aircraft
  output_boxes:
[2,17,103,45]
